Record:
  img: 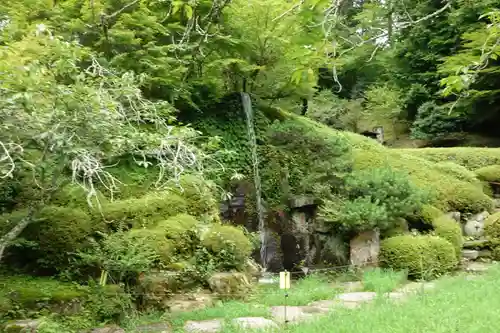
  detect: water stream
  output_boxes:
[241,92,269,271]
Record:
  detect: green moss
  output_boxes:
[380,234,458,279]
[99,191,189,228]
[434,162,480,185]
[397,147,500,170]
[0,275,87,318]
[432,216,463,260]
[475,165,500,183]
[201,224,253,267]
[153,214,200,259]
[50,184,107,209]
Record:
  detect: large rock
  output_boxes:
[231,317,278,330]
[207,272,251,299]
[349,230,380,266]
[463,211,489,237]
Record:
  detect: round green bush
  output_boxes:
[2,206,95,272]
[154,214,200,257]
[484,212,500,240]
[126,228,175,265]
[99,191,189,228]
[201,224,253,268]
[380,234,458,279]
[432,216,463,260]
[475,165,500,183]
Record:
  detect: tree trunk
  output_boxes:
[0,215,32,262]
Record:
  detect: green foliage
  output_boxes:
[380,234,458,280]
[306,90,365,131]
[411,102,466,140]
[432,216,464,260]
[77,230,159,282]
[321,167,429,233]
[200,224,253,270]
[475,165,500,183]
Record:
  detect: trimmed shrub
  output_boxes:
[154,214,200,257]
[126,229,175,265]
[485,212,500,239]
[19,206,94,270]
[475,165,500,183]
[167,174,219,219]
[99,192,189,228]
[380,234,458,279]
[432,216,463,260]
[201,224,253,269]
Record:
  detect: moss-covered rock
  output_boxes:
[484,212,500,259]
[380,234,458,279]
[475,165,500,183]
[201,224,253,268]
[168,175,219,219]
[126,228,175,265]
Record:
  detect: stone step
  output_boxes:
[462,249,479,260]
[463,239,489,249]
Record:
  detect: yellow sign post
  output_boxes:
[279,271,291,290]
[279,271,291,324]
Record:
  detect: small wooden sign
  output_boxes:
[279,271,291,290]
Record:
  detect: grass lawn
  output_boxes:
[125,266,500,333]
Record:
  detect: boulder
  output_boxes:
[463,211,489,237]
[349,230,380,266]
[315,234,349,266]
[207,272,251,299]
[243,259,262,280]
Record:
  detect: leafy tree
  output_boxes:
[0,27,204,262]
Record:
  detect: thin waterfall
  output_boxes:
[240,92,268,271]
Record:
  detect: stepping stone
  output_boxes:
[397,282,435,293]
[307,300,339,312]
[462,249,479,260]
[134,322,170,332]
[464,262,493,273]
[463,239,489,249]
[387,292,406,301]
[270,306,315,324]
[231,317,278,330]
[340,281,363,292]
[184,319,222,333]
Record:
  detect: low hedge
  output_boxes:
[380,234,458,279]
[484,212,500,260]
